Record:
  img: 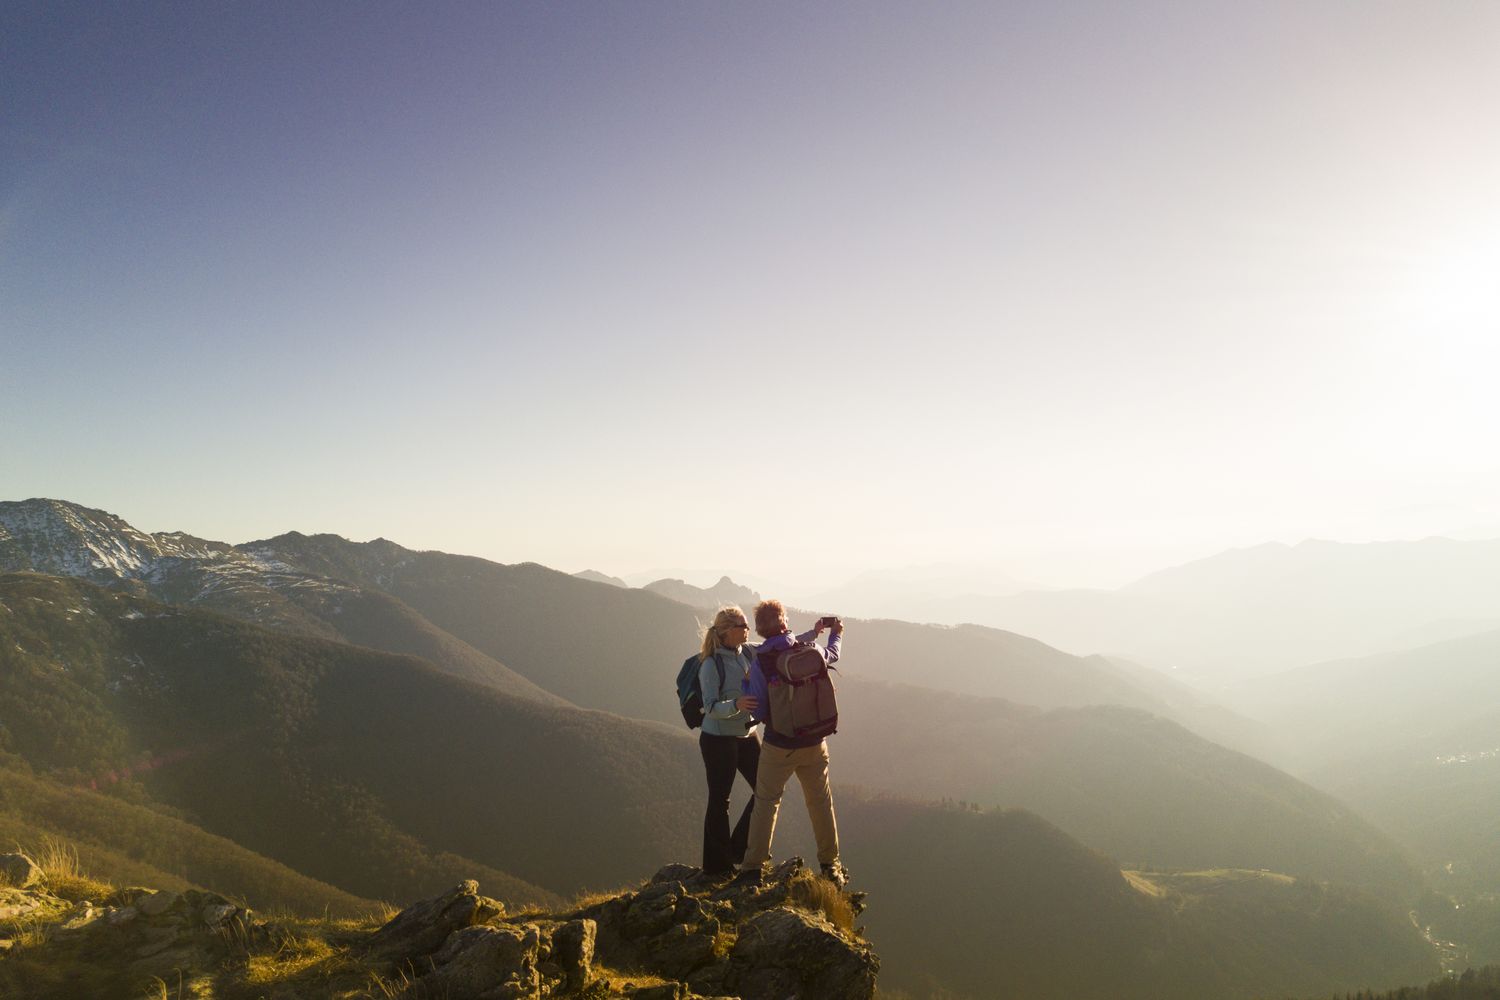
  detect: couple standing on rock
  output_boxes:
[696,599,849,888]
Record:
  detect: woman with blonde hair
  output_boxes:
[696,605,761,877]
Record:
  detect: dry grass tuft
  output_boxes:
[592,964,676,991]
[142,971,189,1000]
[710,925,738,959]
[367,899,402,925]
[243,930,337,986]
[238,929,346,995]
[563,881,641,914]
[365,965,422,999]
[787,869,856,936]
[222,913,393,1000]
[32,837,112,903]
[5,914,51,951]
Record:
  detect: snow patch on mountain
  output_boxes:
[0,499,350,606]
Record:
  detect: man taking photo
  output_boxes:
[737,599,849,888]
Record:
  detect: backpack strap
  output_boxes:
[708,651,729,712]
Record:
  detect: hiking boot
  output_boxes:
[820,862,851,889]
[732,867,764,887]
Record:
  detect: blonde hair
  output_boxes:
[700,605,748,662]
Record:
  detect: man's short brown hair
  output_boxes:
[753,599,785,639]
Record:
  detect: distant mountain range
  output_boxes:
[1234,626,1500,769]
[179,511,1240,738]
[0,500,1408,884]
[641,575,760,611]
[579,537,1500,683]
[0,498,1472,994]
[572,569,761,615]
[1225,627,1500,923]
[910,537,1500,680]
[572,568,627,588]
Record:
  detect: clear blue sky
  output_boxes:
[4,1,1498,590]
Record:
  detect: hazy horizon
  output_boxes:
[6,2,1498,591]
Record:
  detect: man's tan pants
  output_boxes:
[741,740,839,869]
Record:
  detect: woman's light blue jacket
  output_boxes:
[699,645,757,738]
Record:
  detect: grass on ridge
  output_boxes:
[787,868,857,936]
[30,836,114,902]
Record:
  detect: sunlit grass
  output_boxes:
[4,913,51,951]
[593,964,676,991]
[558,880,644,916]
[32,836,112,903]
[1122,870,1168,898]
[787,868,856,936]
[710,924,737,959]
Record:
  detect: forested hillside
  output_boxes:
[835,680,1420,896]
[0,572,671,902]
[0,757,374,916]
[837,797,1437,1000]
[1305,965,1500,999]
[0,570,1445,998]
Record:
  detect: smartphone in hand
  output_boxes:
[816,616,840,630]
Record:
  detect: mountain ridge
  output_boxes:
[0,499,1420,892]
[936,535,1500,678]
[0,500,565,706]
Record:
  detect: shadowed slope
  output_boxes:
[836,795,1437,1000]
[0,759,374,916]
[0,572,681,904]
[834,679,1421,896]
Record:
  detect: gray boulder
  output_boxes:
[0,853,41,889]
[418,922,541,998]
[624,884,682,939]
[552,918,596,989]
[650,922,719,979]
[727,906,878,1000]
[138,890,179,916]
[648,863,699,885]
[367,880,505,960]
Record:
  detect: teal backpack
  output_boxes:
[675,652,726,729]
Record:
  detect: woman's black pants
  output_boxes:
[699,730,761,874]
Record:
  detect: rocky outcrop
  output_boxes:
[0,859,878,999]
[370,858,877,1000]
[367,878,505,960]
[0,887,68,926]
[0,883,258,975]
[0,854,41,890]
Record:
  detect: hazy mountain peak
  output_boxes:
[573,569,628,587]
[643,575,759,611]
